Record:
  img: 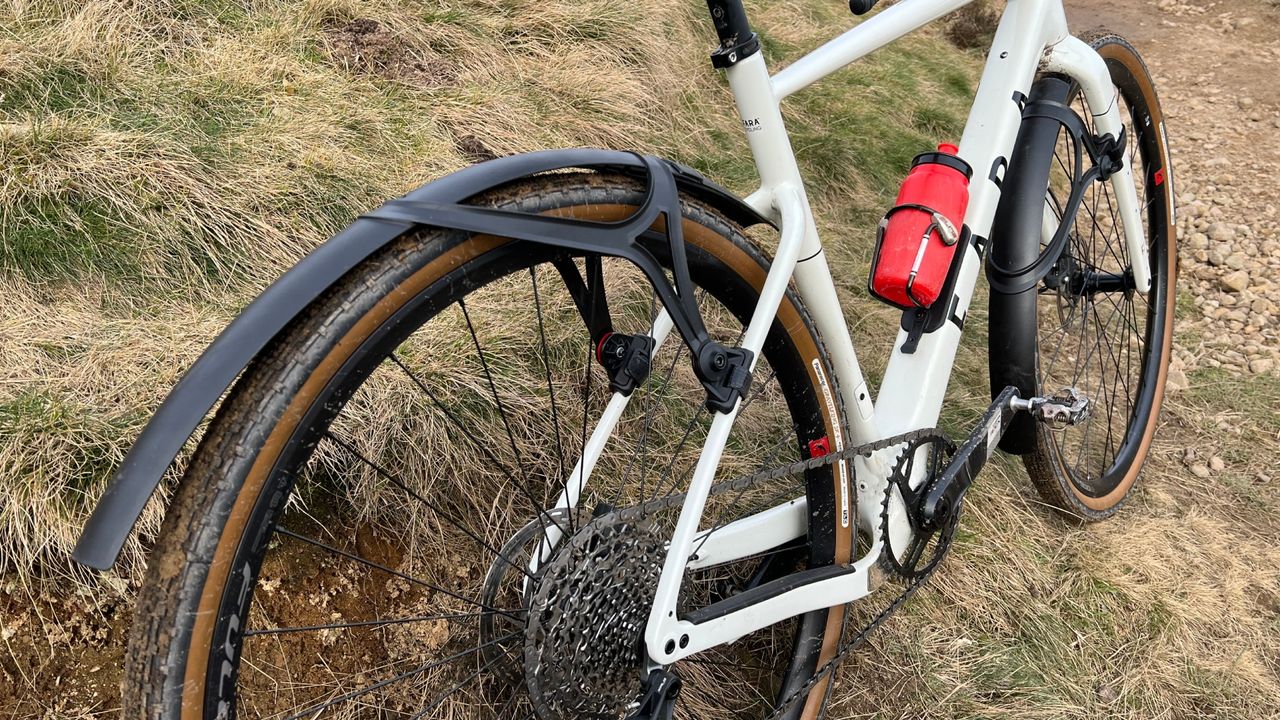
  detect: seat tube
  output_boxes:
[723,43,880,443]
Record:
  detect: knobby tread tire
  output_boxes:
[1018,32,1176,521]
[124,173,849,720]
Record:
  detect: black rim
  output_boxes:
[1036,52,1170,499]
[198,198,840,719]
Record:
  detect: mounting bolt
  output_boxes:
[712,352,727,371]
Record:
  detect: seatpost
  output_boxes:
[705,0,760,68]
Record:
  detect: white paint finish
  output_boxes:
[652,543,883,662]
[875,0,1060,442]
[519,0,1154,663]
[771,0,979,100]
[1042,35,1152,292]
[686,497,807,570]
[644,183,813,659]
[741,185,810,361]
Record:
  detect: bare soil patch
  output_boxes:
[325,18,457,87]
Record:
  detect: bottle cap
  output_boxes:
[937,143,960,155]
[910,149,972,179]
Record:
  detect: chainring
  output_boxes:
[475,427,962,720]
[523,514,668,720]
[879,433,957,580]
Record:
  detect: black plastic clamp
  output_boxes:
[710,33,761,68]
[598,332,656,396]
[695,342,754,414]
[706,0,760,69]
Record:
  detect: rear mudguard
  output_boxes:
[73,148,772,570]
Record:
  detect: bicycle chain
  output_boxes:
[767,429,957,720]
[522,426,959,719]
[613,426,951,520]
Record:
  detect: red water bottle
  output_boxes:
[868,143,972,310]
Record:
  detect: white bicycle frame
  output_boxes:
[543,0,1151,666]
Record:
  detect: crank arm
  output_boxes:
[919,384,1094,526]
[918,385,1021,527]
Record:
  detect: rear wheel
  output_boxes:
[994,33,1176,520]
[124,174,850,719]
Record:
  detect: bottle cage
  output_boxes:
[867,201,961,311]
[985,98,1128,295]
[364,154,754,413]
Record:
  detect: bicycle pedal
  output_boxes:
[1009,387,1090,428]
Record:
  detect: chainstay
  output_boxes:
[607,425,956,720]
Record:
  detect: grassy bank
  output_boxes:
[2,0,1277,717]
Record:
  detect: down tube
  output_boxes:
[873,0,1064,436]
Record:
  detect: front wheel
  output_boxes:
[124,173,851,719]
[990,32,1177,520]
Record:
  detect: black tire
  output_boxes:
[124,173,852,720]
[989,32,1176,520]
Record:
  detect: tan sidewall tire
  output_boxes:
[123,176,850,720]
[1025,33,1177,519]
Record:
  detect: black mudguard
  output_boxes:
[987,77,1072,454]
[73,148,772,570]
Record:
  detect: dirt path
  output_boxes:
[1066,0,1280,380]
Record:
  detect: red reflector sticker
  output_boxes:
[1154,167,1165,186]
[808,436,831,458]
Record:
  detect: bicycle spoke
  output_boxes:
[530,265,574,535]
[245,610,506,638]
[688,421,799,562]
[278,632,519,720]
[628,340,687,502]
[387,353,567,537]
[683,655,771,673]
[459,299,559,530]
[322,430,539,585]
[407,651,512,720]
[273,526,521,622]
[647,408,709,505]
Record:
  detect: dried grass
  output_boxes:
[1,0,1276,716]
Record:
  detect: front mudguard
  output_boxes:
[73,148,772,570]
[987,78,1073,455]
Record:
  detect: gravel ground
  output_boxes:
[1066,0,1280,383]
